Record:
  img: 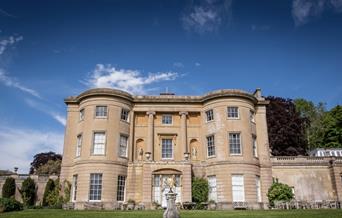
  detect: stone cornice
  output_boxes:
[65,88,265,105]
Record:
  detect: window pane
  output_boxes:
[229,133,241,154]
[121,109,129,121]
[206,110,214,121]
[227,107,239,118]
[96,106,107,117]
[117,175,126,201]
[207,135,215,157]
[76,135,82,157]
[89,173,102,201]
[93,132,105,155]
[208,176,217,202]
[162,115,172,124]
[232,175,244,202]
[162,139,173,159]
[119,135,128,157]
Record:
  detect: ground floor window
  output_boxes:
[117,175,126,201]
[153,174,181,207]
[256,176,261,202]
[89,173,102,201]
[72,174,78,202]
[232,175,244,202]
[208,176,217,202]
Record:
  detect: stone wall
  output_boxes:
[0,174,59,204]
[271,156,342,202]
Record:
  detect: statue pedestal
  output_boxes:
[163,192,180,218]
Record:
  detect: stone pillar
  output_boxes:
[163,192,180,218]
[146,111,155,161]
[179,112,189,160]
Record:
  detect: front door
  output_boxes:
[153,174,182,208]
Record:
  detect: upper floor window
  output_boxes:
[117,175,126,201]
[79,109,85,121]
[76,134,82,157]
[162,114,172,124]
[89,173,102,201]
[161,138,173,159]
[93,132,105,155]
[227,107,239,118]
[207,135,215,157]
[121,109,129,122]
[229,133,241,155]
[250,110,255,123]
[206,109,214,122]
[119,135,128,158]
[252,136,258,158]
[95,106,107,118]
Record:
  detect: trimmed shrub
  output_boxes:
[267,181,294,207]
[44,179,63,208]
[19,177,36,207]
[43,179,55,206]
[191,177,209,203]
[0,198,23,212]
[2,177,16,198]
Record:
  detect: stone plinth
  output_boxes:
[163,192,180,218]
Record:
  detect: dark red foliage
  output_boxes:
[29,152,62,174]
[266,96,308,156]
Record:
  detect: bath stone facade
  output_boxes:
[60,88,272,210]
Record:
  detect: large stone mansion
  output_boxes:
[59,88,342,210]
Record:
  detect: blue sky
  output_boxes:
[0,0,341,173]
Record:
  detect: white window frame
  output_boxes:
[162,114,173,125]
[117,175,126,202]
[229,133,242,155]
[95,105,107,118]
[119,134,128,158]
[207,135,215,157]
[79,108,85,121]
[256,176,262,203]
[252,135,258,158]
[161,138,173,159]
[227,107,239,119]
[92,132,106,155]
[250,110,255,123]
[76,134,82,157]
[232,175,245,202]
[208,176,217,202]
[120,108,130,122]
[89,173,102,201]
[205,109,214,122]
[72,174,78,202]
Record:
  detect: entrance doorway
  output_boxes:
[153,174,181,207]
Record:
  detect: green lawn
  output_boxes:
[1,209,342,218]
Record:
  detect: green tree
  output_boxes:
[321,105,342,148]
[19,177,36,207]
[42,179,55,206]
[30,152,62,175]
[36,159,61,175]
[266,96,308,155]
[191,177,209,203]
[267,180,294,207]
[294,99,326,149]
[2,177,16,198]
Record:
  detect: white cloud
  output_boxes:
[0,69,41,98]
[85,64,179,94]
[181,0,232,34]
[292,0,342,26]
[195,62,201,67]
[25,98,66,126]
[0,126,63,174]
[0,35,23,55]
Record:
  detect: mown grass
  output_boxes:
[0,209,341,218]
